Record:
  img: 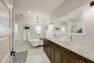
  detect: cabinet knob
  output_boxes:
[80,60,85,63]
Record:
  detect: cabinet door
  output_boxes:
[43,40,47,53]
[50,46,55,63]
[54,49,62,63]
[61,52,73,63]
[43,39,49,55]
[47,45,51,59]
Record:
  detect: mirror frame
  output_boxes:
[55,4,87,35]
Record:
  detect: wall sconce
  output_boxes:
[90,1,94,7]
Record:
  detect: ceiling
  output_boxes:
[13,0,65,19]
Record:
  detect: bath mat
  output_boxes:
[13,50,28,63]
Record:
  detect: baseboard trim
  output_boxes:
[1,52,10,63]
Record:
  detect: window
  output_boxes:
[61,26,65,33]
[35,24,42,34]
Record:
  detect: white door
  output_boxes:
[0,0,12,63]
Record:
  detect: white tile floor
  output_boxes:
[15,42,51,63]
[26,47,51,63]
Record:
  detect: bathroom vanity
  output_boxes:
[43,38,94,63]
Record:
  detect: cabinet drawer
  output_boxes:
[47,45,51,58]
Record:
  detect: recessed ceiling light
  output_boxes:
[27,10,31,13]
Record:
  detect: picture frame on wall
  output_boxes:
[23,24,31,30]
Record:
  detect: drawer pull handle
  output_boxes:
[80,60,85,63]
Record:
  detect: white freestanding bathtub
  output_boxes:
[28,39,43,47]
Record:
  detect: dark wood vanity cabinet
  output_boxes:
[43,38,94,63]
[73,58,85,63]
[62,53,73,63]
[73,55,94,63]
[54,47,62,63]
[50,46,55,63]
[43,39,47,54]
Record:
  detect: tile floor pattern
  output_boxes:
[15,41,51,63]
[26,47,51,63]
[13,51,28,63]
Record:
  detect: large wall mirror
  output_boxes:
[54,5,86,35]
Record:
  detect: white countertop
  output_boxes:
[45,37,94,62]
